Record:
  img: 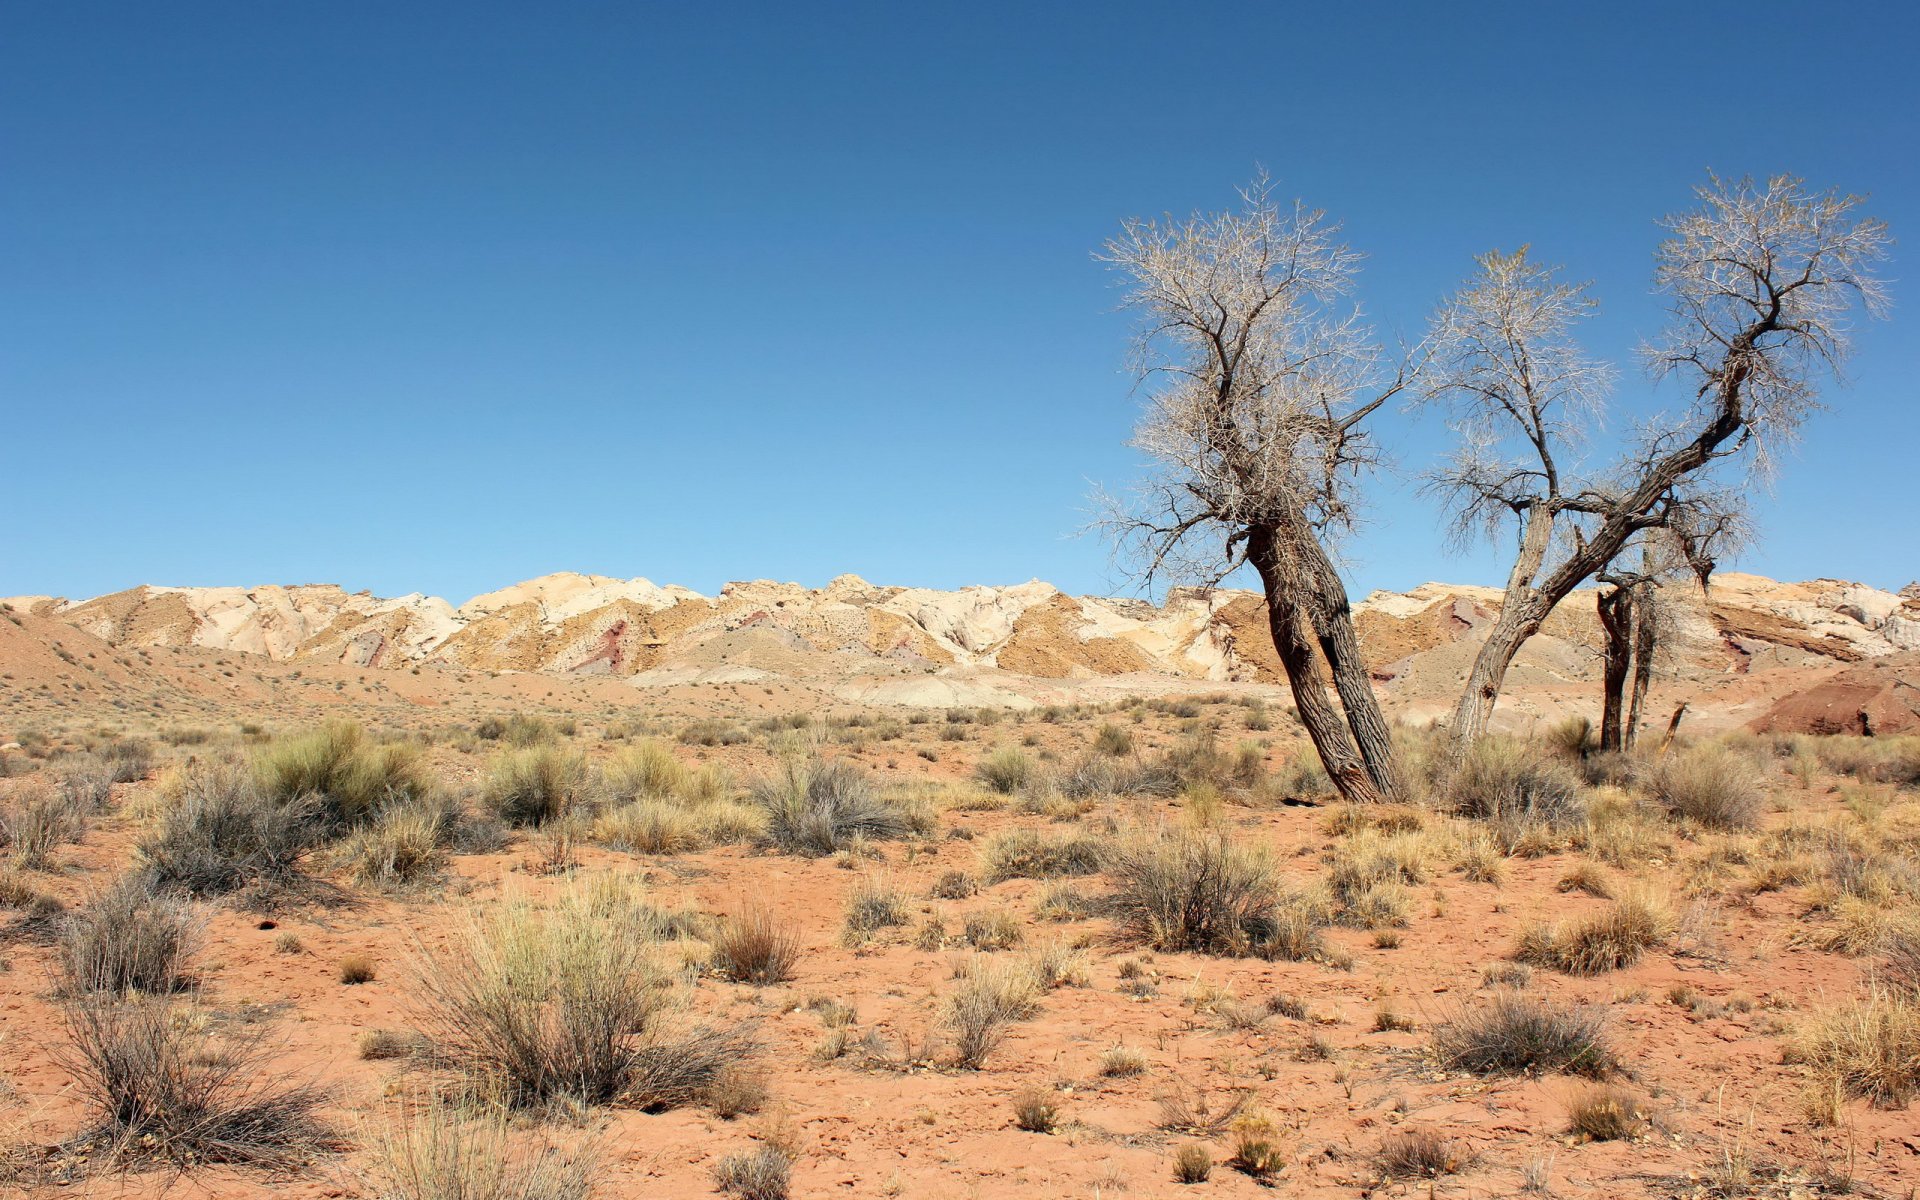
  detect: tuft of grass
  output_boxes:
[1171,1142,1212,1184]
[255,721,431,832]
[337,800,449,887]
[1105,827,1320,960]
[840,876,909,946]
[1094,724,1134,757]
[139,759,320,896]
[481,747,588,828]
[962,908,1024,951]
[712,907,802,985]
[1447,737,1588,846]
[975,747,1035,794]
[61,874,200,994]
[754,758,917,856]
[1651,744,1765,830]
[602,740,690,801]
[368,1099,597,1200]
[1565,1084,1653,1141]
[1376,1128,1473,1179]
[1514,891,1672,975]
[57,992,332,1169]
[713,1144,792,1200]
[407,881,754,1109]
[1100,1045,1147,1077]
[340,954,377,985]
[945,955,1041,1069]
[1010,1085,1059,1132]
[978,827,1106,883]
[1432,992,1616,1077]
[1787,994,1920,1107]
[1225,1110,1288,1179]
[592,799,704,854]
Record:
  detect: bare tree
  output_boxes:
[1422,175,1890,755]
[1100,178,1414,803]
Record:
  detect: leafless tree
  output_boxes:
[1099,178,1415,803]
[1422,175,1890,756]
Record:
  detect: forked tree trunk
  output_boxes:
[1624,585,1657,750]
[1276,519,1405,802]
[1247,525,1388,805]
[1597,586,1634,753]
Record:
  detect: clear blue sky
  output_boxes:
[4,2,1915,604]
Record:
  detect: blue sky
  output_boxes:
[4,2,1915,604]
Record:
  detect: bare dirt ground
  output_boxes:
[3,679,1918,1200]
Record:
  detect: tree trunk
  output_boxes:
[1624,583,1656,750]
[1597,585,1633,753]
[1277,520,1404,802]
[1447,503,1555,755]
[1248,525,1386,804]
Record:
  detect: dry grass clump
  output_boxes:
[255,720,431,832]
[408,880,753,1110]
[1650,743,1766,830]
[1010,1084,1059,1132]
[754,758,920,856]
[1100,1045,1148,1077]
[2,778,86,869]
[840,875,909,946]
[1446,737,1589,846]
[482,747,588,828]
[367,1099,597,1200]
[930,869,977,899]
[337,800,450,887]
[712,906,801,985]
[57,991,332,1169]
[61,874,200,994]
[1375,1127,1473,1179]
[1564,1083,1654,1141]
[602,740,690,800]
[1171,1141,1212,1183]
[712,1143,793,1200]
[945,954,1042,1068]
[139,759,321,896]
[1786,993,1920,1107]
[978,827,1107,883]
[1515,891,1672,975]
[963,908,1024,951]
[1225,1109,1288,1179]
[340,954,378,984]
[975,747,1035,794]
[1104,827,1322,959]
[1094,724,1134,757]
[1432,992,1616,1077]
[1325,829,1431,928]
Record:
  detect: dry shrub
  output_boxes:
[1651,744,1765,830]
[1565,1083,1653,1141]
[963,908,1024,951]
[1024,939,1088,989]
[408,881,753,1110]
[338,800,449,887]
[712,906,801,985]
[1515,891,1672,975]
[713,1144,792,1200]
[1094,724,1133,757]
[340,954,377,984]
[2,778,85,869]
[1104,827,1317,959]
[840,875,908,945]
[1155,1082,1251,1134]
[139,759,320,896]
[1225,1110,1288,1179]
[945,955,1041,1069]
[754,758,916,855]
[61,874,200,993]
[1011,1085,1059,1132]
[1432,992,1616,1077]
[1326,829,1429,928]
[593,799,704,854]
[975,747,1035,794]
[1883,927,1920,997]
[1787,994,1920,1107]
[1100,1045,1147,1077]
[978,827,1106,883]
[1375,1128,1472,1179]
[1446,737,1588,844]
[58,992,331,1169]
[1171,1142,1212,1183]
[482,747,588,828]
[603,740,690,801]
[358,1029,428,1061]
[930,869,977,899]
[369,1099,597,1200]
[256,721,431,831]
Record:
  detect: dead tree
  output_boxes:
[1421,175,1889,757]
[1100,178,1416,803]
